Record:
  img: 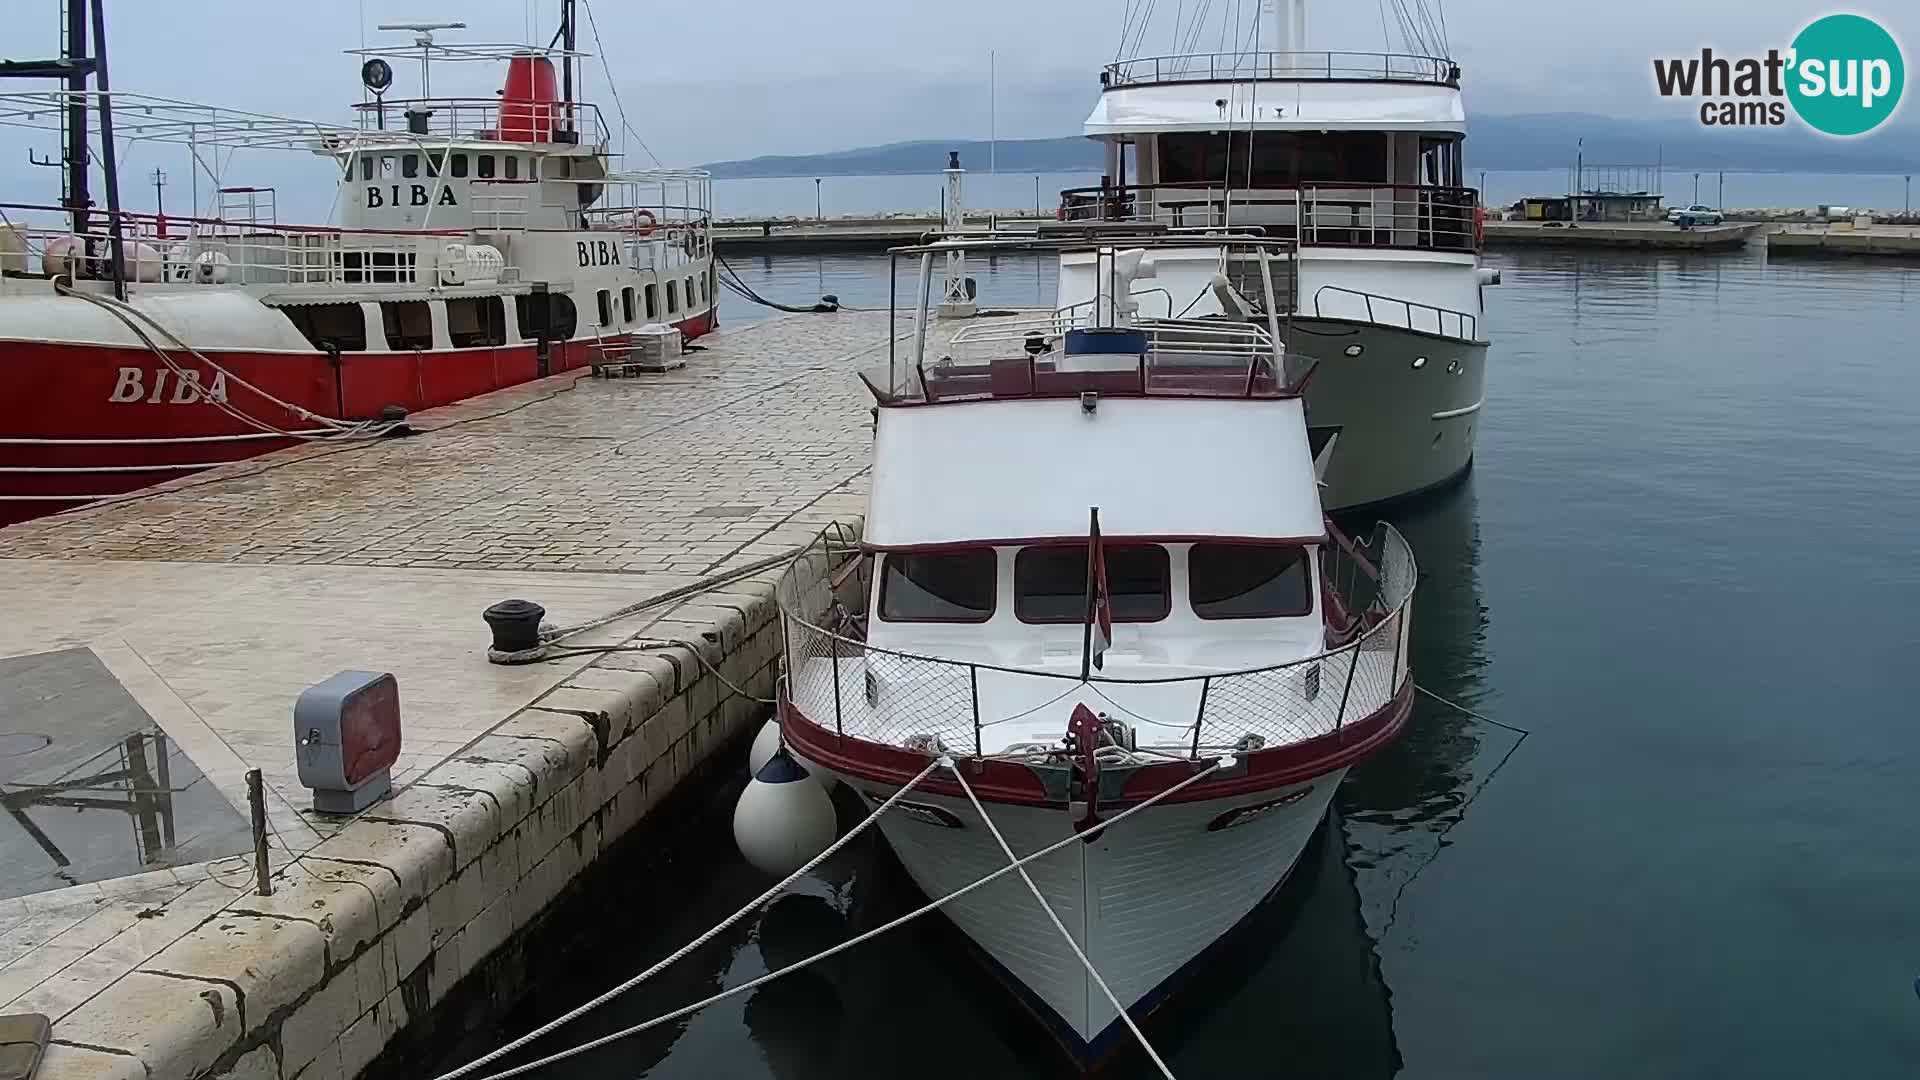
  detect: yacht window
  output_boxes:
[1158,132,1389,187]
[686,278,697,310]
[595,289,613,327]
[1190,544,1313,619]
[446,297,506,347]
[359,157,374,181]
[280,303,367,352]
[450,154,469,178]
[1419,137,1463,187]
[644,283,658,319]
[380,300,433,350]
[621,287,636,323]
[879,550,997,622]
[1014,544,1170,623]
[504,155,519,180]
[427,151,443,177]
[666,280,680,314]
[477,154,496,179]
[402,154,419,179]
[699,275,708,304]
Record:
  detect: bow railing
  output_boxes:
[775,525,1416,761]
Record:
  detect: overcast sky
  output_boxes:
[3,0,1912,206]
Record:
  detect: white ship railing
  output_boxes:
[775,525,1416,761]
[1058,183,1481,254]
[1312,284,1479,340]
[0,203,517,290]
[1104,50,1459,87]
[348,97,609,148]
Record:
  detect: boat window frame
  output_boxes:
[402,153,420,179]
[477,153,496,179]
[1187,542,1315,620]
[450,153,469,178]
[595,288,613,328]
[1013,542,1172,625]
[446,296,507,348]
[621,286,636,323]
[666,279,680,314]
[379,299,434,351]
[644,282,659,319]
[877,548,999,624]
[504,154,519,180]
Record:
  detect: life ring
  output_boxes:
[633,209,657,237]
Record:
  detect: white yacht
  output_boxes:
[1057,0,1496,510]
[773,234,1418,1071]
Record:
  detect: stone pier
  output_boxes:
[0,311,894,1080]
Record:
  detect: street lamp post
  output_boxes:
[1693,171,1700,204]
[814,178,821,221]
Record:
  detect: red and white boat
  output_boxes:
[772,234,1418,1071]
[0,4,714,526]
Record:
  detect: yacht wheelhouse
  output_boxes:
[1053,1,1495,511]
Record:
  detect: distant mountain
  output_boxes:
[704,113,1920,178]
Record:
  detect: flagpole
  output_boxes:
[1080,506,1099,681]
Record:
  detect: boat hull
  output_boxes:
[796,752,1343,1071]
[0,307,717,527]
[1298,318,1486,512]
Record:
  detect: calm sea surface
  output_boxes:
[451,244,1920,1078]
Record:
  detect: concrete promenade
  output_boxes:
[0,311,895,1080]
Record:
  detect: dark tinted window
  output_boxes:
[621,287,636,322]
[880,551,996,622]
[644,283,658,319]
[1015,544,1169,623]
[1158,131,1389,186]
[515,293,577,340]
[380,300,433,350]
[359,156,374,181]
[504,155,519,180]
[427,151,443,177]
[450,154,469,178]
[402,154,419,178]
[1190,544,1312,619]
[447,297,506,347]
[595,289,613,327]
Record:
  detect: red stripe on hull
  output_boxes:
[0,306,718,526]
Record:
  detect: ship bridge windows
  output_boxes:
[1015,544,1170,624]
[1418,136,1463,187]
[381,300,433,350]
[879,550,997,623]
[504,155,519,180]
[477,154,496,179]
[402,154,420,179]
[1157,132,1390,187]
[359,157,374,182]
[447,297,506,348]
[427,151,443,176]
[281,303,368,353]
[1189,544,1313,619]
[621,287,636,323]
[450,154,469,178]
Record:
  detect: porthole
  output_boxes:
[1344,344,1364,357]
[1411,356,1427,369]
[1445,360,1459,374]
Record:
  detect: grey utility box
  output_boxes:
[294,671,402,814]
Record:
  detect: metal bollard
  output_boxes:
[246,769,272,897]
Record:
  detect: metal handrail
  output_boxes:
[1104,50,1459,88]
[776,525,1416,760]
[348,96,610,146]
[1312,284,1479,341]
[1058,183,1481,253]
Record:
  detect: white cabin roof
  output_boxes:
[865,396,1324,548]
[1085,81,1467,137]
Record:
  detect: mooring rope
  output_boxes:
[435,757,943,1080]
[445,756,1230,1080]
[946,759,1181,1080]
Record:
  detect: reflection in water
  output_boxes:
[1339,477,1507,940]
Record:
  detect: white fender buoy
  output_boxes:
[748,719,784,777]
[732,749,837,878]
[42,235,84,278]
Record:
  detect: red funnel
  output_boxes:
[498,53,559,143]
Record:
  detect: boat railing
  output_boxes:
[1058,183,1480,254]
[348,97,609,147]
[0,202,515,290]
[1312,284,1479,340]
[775,523,1416,760]
[1104,50,1459,88]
